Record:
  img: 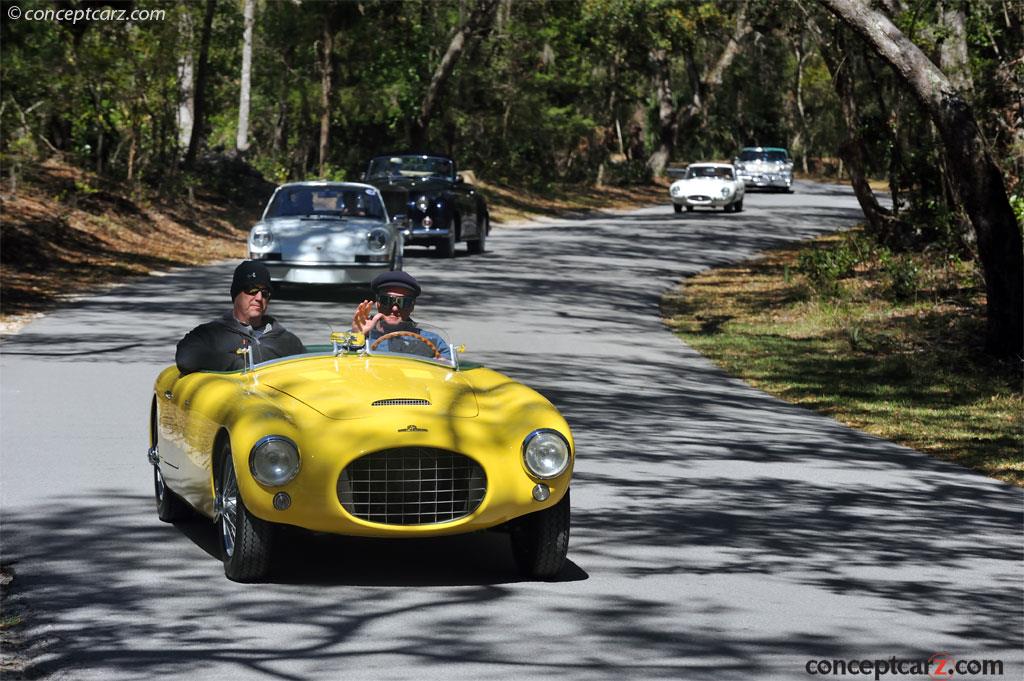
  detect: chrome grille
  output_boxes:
[372,398,431,407]
[687,195,711,201]
[337,448,486,525]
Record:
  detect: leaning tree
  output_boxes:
[817,0,1022,357]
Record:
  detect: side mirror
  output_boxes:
[455,174,464,184]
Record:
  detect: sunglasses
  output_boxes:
[243,286,272,299]
[376,293,416,312]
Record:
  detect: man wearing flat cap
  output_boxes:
[352,271,450,359]
[175,261,305,374]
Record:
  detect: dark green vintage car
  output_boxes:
[364,153,490,257]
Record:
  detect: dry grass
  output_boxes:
[482,177,668,223]
[663,230,1023,486]
[0,158,259,324]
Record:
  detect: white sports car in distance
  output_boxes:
[669,163,745,213]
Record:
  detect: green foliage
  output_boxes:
[1009,193,1024,229]
[797,240,860,295]
[0,0,1018,216]
[879,250,921,301]
[603,159,652,186]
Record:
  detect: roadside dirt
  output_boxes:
[0,157,667,333]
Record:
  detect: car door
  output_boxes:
[158,372,236,515]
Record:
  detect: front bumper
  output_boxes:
[672,194,732,208]
[234,417,572,537]
[405,223,453,245]
[738,172,791,189]
[256,260,395,285]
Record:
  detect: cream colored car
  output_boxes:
[669,163,746,213]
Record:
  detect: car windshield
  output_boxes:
[686,166,734,180]
[251,323,458,371]
[265,185,386,220]
[365,322,456,368]
[367,155,454,180]
[739,149,789,163]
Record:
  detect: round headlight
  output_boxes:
[366,228,389,250]
[522,430,570,479]
[249,436,300,486]
[251,227,273,248]
[721,186,732,197]
[414,195,430,213]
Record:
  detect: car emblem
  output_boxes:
[398,424,428,433]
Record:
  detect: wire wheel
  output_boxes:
[217,442,275,582]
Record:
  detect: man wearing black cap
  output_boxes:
[175,261,305,374]
[352,271,450,359]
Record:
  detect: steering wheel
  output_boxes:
[370,331,441,359]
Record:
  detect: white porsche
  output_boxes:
[669,163,745,213]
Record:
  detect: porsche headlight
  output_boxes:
[366,228,389,251]
[249,436,300,486]
[251,227,274,248]
[414,195,430,213]
[522,429,570,479]
[721,186,732,197]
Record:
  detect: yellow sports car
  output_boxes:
[149,324,574,582]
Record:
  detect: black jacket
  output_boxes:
[175,312,305,374]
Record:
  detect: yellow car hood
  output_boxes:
[258,355,479,420]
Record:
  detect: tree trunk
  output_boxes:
[793,37,812,175]
[937,0,972,92]
[236,0,255,154]
[823,43,895,240]
[667,1,751,164]
[818,0,1023,356]
[183,0,216,170]
[176,9,195,152]
[318,16,334,176]
[410,0,499,150]
[646,47,674,177]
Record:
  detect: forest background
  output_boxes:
[0,0,1021,356]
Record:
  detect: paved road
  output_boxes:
[2,182,1021,680]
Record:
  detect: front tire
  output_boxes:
[467,214,487,254]
[154,465,191,522]
[685,205,694,212]
[510,490,570,580]
[217,442,275,582]
[436,217,457,258]
[673,204,682,214]
[734,198,744,212]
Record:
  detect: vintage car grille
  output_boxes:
[687,195,711,201]
[371,398,431,407]
[337,448,486,525]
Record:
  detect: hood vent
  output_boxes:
[372,398,431,407]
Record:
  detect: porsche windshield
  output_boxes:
[266,185,386,220]
[368,155,454,180]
